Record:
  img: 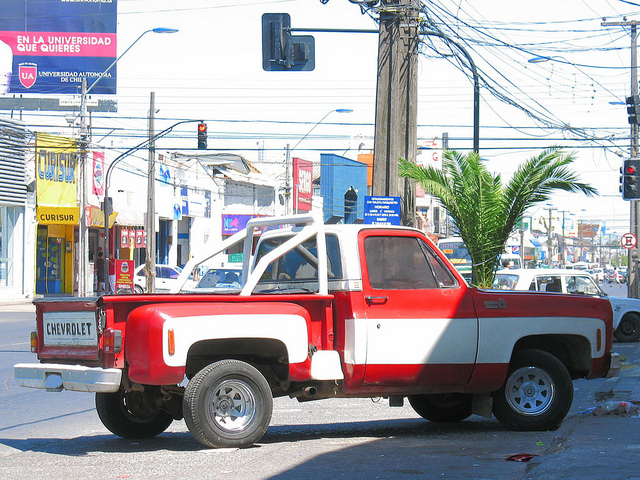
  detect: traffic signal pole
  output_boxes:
[603,19,640,298]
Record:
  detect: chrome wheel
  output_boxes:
[183,360,273,448]
[504,366,555,416]
[209,379,257,432]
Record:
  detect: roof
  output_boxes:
[495,268,596,277]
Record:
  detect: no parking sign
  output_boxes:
[621,233,637,250]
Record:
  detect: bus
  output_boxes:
[436,237,472,281]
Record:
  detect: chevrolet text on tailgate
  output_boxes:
[15,214,620,448]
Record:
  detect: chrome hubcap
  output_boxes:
[209,379,257,432]
[505,366,555,416]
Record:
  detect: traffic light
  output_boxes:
[621,159,640,200]
[197,122,207,149]
[261,13,315,71]
[627,95,640,124]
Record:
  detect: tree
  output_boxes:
[398,148,597,287]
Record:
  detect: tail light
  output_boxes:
[30,331,37,353]
[103,328,122,353]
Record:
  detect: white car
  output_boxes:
[191,266,243,293]
[133,264,184,293]
[493,268,640,342]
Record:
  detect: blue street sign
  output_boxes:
[364,196,401,225]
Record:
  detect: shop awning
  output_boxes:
[114,209,145,226]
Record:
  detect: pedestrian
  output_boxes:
[108,255,116,294]
[96,251,106,293]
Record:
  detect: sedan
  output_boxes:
[133,264,184,293]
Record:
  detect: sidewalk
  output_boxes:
[0,297,34,312]
[521,342,640,479]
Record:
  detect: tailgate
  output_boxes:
[35,297,102,364]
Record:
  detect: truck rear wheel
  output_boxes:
[95,387,174,438]
[408,393,472,422]
[183,360,273,448]
[493,349,572,431]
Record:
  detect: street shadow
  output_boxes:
[0,416,509,457]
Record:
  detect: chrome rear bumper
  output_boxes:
[14,363,121,393]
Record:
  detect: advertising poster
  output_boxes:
[115,259,134,293]
[0,0,118,94]
[293,157,313,212]
[120,228,129,248]
[92,151,104,195]
[35,132,79,225]
[135,229,144,248]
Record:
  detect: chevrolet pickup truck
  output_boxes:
[15,215,620,449]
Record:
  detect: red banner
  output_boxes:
[134,229,144,248]
[120,228,129,248]
[293,157,313,213]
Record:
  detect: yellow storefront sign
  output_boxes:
[35,133,79,223]
[36,206,79,225]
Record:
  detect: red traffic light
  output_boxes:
[197,122,207,149]
[627,165,637,175]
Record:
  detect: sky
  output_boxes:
[8,0,640,237]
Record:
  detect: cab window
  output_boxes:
[364,235,456,290]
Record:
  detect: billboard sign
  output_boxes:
[0,0,118,94]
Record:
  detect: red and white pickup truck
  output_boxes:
[15,215,620,448]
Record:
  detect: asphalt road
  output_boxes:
[1,302,638,480]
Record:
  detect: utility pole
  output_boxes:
[145,92,156,293]
[602,19,639,298]
[78,78,90,296]
[372,0,420,227]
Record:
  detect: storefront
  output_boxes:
[34,133,78,295]
[0,117,32,301]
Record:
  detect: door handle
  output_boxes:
[365,295,388,305]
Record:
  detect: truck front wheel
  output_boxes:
[493,349,572,431]
[614,313,640,342]
[95,387,174,438]
[408,393,472,422]
[183,360,273,448]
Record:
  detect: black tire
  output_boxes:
[614,313,640,342]
[408,393,473,423]
[95,387,174,438]
[493,349,572,431]
[134,285,145,294]
[183,360,273,449]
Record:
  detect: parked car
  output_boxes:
[493,268,640,342]
[191,265,243,293]
[589,267,605,282]
[133,264,184,293]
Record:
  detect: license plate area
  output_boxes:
[43,311,98,347]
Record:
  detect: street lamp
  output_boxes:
[102,119,197,294]
[77,27,178,296]
[283,108,353,214]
